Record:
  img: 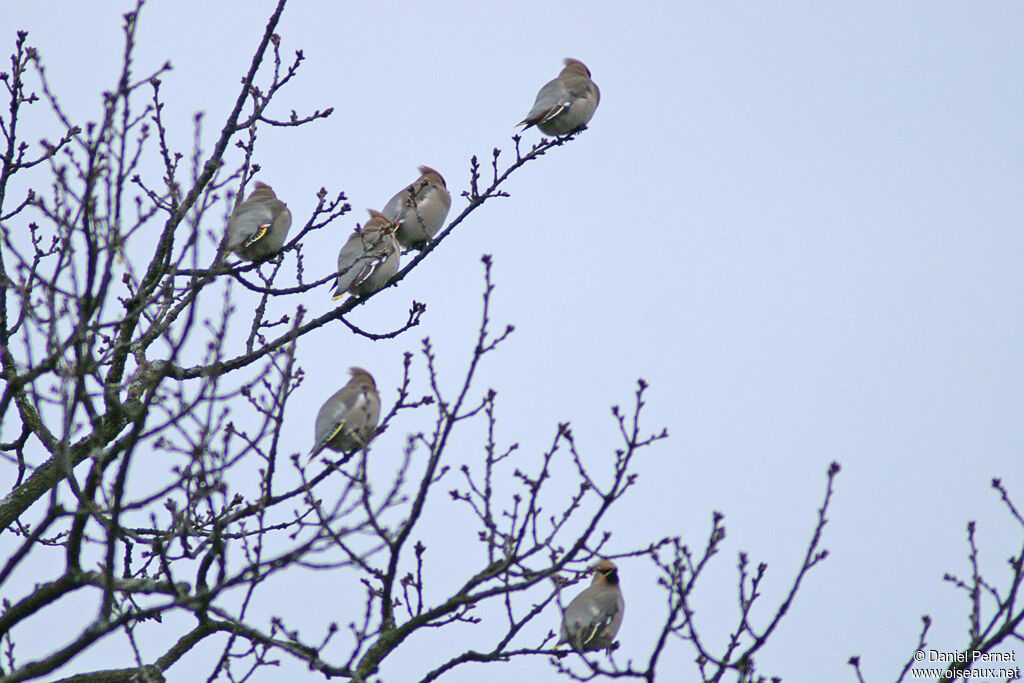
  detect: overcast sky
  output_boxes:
[4,1,1024,681]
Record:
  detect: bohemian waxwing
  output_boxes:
[519,58,600,136]
[309,367,381,459]
[332,210,401,299]
[382,166,452,251]
[225,181,292,260]
[558,560,624,652]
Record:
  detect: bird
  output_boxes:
[558,560,624,653]
[519,58,600,136]
[382,165,452,250]
[225,181,292,260]
[309,367,381,460]
[332,209,401,299]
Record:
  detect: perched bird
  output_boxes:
[382,166,452,250]
[309,367,381,460]
[332,210,401,299]
[520,58,600,136]
[558,560,624,652]
[225,181,292,260]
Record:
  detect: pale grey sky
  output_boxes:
[4,1,1024,681]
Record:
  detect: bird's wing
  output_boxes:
[521,78,567,126]
[227,203,274,249]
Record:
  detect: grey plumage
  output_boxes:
[225,181,292,260]
[520,58,600,136]
[310,367,381,460]
[332,210,401,299]
[558,560,624,652]
[382,165,452,250]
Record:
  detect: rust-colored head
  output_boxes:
[561,58,592,78]
[417,165,447,188]
[364,209,396,231]
[590,559,619,586]
[251,181,276,196]
[348,367,376,388]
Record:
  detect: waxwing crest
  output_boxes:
[417,165,447,187]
